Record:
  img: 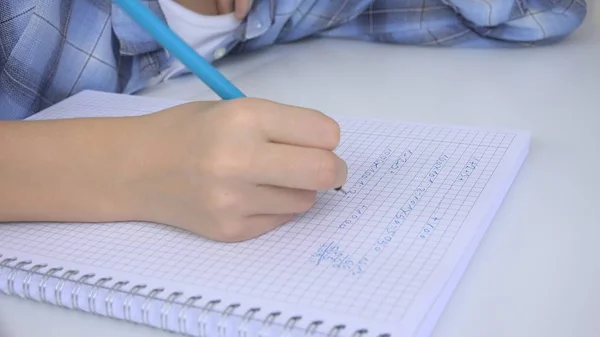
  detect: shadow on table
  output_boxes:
[0,317,10,337]
[0,305,16,337]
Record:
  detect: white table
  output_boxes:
[1,5,598,337]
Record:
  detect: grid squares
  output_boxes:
[0,94,524,327]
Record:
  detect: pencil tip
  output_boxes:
[335,187,348,195]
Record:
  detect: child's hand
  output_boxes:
[174,0,252,19]
[124,98,347,242]
[217,0,253,19]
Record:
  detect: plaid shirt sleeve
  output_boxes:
[0,0,169,120]
[258,0,588,47]
[320,0,589,46]
[0,0,588,120]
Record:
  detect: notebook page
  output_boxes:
[0,91,530,336]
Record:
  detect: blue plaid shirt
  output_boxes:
[0,0,588,120]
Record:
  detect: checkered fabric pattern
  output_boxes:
[0,0,588,120]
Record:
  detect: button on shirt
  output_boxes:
[0,0,589,120]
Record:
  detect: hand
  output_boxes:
[123,98,347,242]
[174,0,252,20]
[217,0,253,19]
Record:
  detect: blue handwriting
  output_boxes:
[372,153,449,252]
[339,204,368,229]
[346,148,393,196]
[311,241,368,276]
[418,156,480,239]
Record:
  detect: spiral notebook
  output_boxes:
[0,91,530,336]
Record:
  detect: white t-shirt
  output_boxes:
[147,0,241,85]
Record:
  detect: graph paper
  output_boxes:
[0,91,530,335]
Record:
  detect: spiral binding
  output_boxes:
[0,254,391,337]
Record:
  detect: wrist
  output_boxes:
[82,115,160,223]
[108,112,183,224]
[0,116,145,223]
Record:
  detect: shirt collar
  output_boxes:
[239,0,275,39]
[111,0,276,56]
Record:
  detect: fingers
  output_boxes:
[239,99,341,150]
[247,185,317,215]
[217,0,234,14]
[234,0,252,19]
[244,213,295,240]
[251,143,348,190]
[217,0,252,18]
[266,106,340,150]
[206,185,311,242]
[215,214,294,243]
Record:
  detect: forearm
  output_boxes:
[0,117,140,223]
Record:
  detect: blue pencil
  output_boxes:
[114,0,347,195]
[113,0,245,100]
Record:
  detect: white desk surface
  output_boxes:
[1,5,598,337]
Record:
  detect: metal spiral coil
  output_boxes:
[0,254,391,336]
[106,280,129,318]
